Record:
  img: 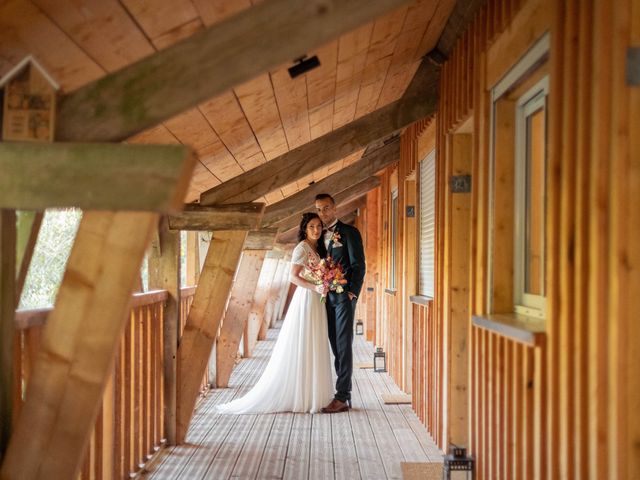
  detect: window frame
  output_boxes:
[487,32,550,318]
[513,77,549,317]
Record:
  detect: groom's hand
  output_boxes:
[348,292,356,301]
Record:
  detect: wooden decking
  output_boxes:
[143,323,442,479]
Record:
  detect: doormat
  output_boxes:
[401,462,442,479]
[355,362,374,369]
[381,393,412,404]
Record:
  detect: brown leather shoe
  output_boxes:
[321,399,349,414]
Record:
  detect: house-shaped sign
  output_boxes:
[0,56,59,142]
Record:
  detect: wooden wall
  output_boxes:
[367,0,640,477]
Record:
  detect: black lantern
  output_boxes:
[355,319,364,335]
[373,347,386,372]
[443,444,475,479]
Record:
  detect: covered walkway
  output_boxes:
[144,324,441,479]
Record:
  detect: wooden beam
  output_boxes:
[176,231,246,443]
[55,0,414,143]
[198,60,439,206]
[216,250,265,387]
[273,176,380,232]
[261,139,399,227]
[147,217,181,445]
[198,0,486,208]
[0,210,16,459]
[244,229,278,250]
[15,212,44,304]
[434,0,486,58]
[268,258,290,328]
[257,254,285,340]
[244,257,279,354]
[272,253,293,325]
[0,143,194,212]
[1,211,158,479]
[167,203,265,231]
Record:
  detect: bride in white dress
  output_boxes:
[216,213,334,414]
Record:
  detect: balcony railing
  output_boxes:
[13,286,201,479]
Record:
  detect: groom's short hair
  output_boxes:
[315,193,335,204]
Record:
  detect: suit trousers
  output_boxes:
[326,296,356,402]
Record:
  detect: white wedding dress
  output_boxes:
[216,241,334,414]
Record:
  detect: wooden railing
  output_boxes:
[13,286,201,479]
[470,316,547,479]
[112,290,167,479]
[410,298,443,448]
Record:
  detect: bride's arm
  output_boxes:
[289,264,324,294]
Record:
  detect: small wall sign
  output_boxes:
[450,175,472,193]
[406,206,415,217]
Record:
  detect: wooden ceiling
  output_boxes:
[0,0,454,204]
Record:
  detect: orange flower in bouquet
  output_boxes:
[307,256,348,302]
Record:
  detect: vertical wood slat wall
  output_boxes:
[390,0,639,477]
[432,0,532,458]
[469,327,547,478]
[547,0,640,478]
[370,120,430,392]
[411,301,442,445]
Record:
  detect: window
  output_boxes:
[488,33,549,319]
[419,150,436,297]
[390,189,399,289]
[514,79,548,316]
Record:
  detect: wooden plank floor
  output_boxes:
[143,323,442,480]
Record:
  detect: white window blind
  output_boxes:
[419,150,436,298]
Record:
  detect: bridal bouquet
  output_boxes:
[308,256,348,302]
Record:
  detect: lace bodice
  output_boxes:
[292,241,321,267]
[292,241,322,283]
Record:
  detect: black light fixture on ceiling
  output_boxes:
[288,55,320,78]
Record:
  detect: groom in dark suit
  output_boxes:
[315,193,366,413]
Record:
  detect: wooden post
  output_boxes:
[216,250,266,387]
[273,253,292,323]
[1,212,158,480]
[365,189,380,341]
[403,178,417,393]
[267,257,288,328]
[147,217,181,445]
[0,210,16,460]
[176,231,246,443]
[446,134,472,446]
[257,257,280,340]
[244,257,278,355]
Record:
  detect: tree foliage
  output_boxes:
[19,209,82,310]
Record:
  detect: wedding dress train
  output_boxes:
[216,241,334,414]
